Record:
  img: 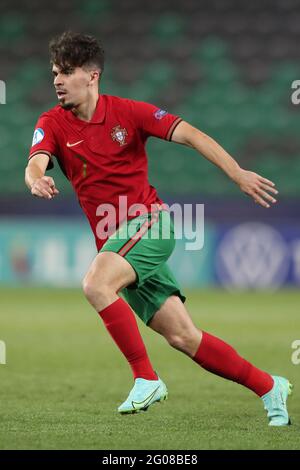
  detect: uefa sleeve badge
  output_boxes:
[32,128,45,146]
[154,109,168,120]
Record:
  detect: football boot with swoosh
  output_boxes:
[261,375,293,426]
[118,377,168,414]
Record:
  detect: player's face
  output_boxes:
[52,64,95,110]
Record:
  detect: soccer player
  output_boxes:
[25,31,292,425]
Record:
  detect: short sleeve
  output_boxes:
[28,115,59,170]
[129,100,182,141]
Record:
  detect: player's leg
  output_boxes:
[148,295,201,356]
[82,250,157,382]
[83,250,136,311]
[149,294,273,393]
[99,209,176,413]
[148,294,292,425]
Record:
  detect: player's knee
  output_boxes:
[167,333,191,354]
[82,275,97,301]
[166,330,202,357]
[82,275,111,305]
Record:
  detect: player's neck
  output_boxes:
[71,92,99,122]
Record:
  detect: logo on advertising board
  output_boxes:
[216,223,289,289]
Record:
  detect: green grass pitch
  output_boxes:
[0,287,299,450]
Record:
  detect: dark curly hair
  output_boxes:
[49,31,104,75]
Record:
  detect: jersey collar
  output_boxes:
[66,94,106,129]
[90,94,106,124]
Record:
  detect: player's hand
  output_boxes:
[31,176,59,200]
[234,169,278,208]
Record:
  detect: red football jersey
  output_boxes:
[28,94,182,250]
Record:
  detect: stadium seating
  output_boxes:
[0,0,300,196]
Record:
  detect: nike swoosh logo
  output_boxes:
[131,386,160,410]
[66,140,84,147]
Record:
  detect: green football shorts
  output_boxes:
[100,207,186,325]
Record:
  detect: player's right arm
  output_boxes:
[25,154,59,199]
[25,115,60,199]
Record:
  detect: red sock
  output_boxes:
[193,331,274,396]
[98,298,157,381]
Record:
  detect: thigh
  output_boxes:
[148,294,198,338]
[121,263,186,325]
[149,294,202,357]
[101,209,176,288]
[85,251,137,292]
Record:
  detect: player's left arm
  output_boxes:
[171,120,278,208]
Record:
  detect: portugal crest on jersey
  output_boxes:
[111,125,128,146]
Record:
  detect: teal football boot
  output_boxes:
[261,376,293,426]
[118,377,168,414]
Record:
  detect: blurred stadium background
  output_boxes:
[0,0,300,450]
[0,0,300,289]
